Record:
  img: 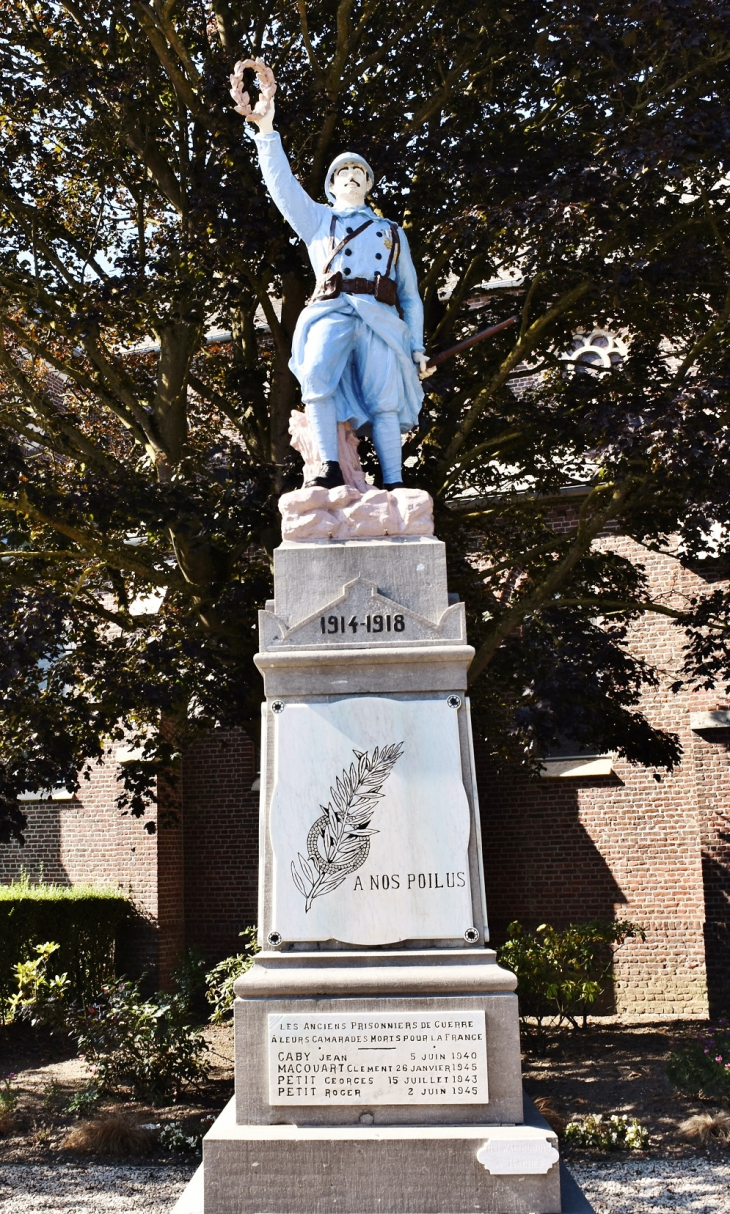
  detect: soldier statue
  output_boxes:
[231,60,434,492]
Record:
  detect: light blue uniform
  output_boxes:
[253,132,425,480]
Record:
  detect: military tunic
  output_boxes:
[253,132,425,437]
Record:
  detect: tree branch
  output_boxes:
[0,314,149,450]
[404,40,488,133]
[295,0,326,86]
[151,319,201,467]
[134,1,210,128]
[467,481,632,684]
[672,275,730,385]
[430,253,486,342]
[437,277,593,481]
[150,0,201,84]
[439,430,526,491]
[0,348,123,476]
[556,596,684,619]
[122,121,185,214]
[0,491,183,588]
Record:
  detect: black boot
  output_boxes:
[304,460,345,490]
[384,481,404,491]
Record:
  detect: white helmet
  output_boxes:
[325,152,375,202]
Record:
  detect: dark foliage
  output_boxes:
[1,0,730,839]
[73,978,209,1105]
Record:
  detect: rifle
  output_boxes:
[425,315,519,369]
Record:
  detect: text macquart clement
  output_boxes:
[268,1013,488,1105]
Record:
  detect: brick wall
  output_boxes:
[478,751,710,1015]
[181,727,260,962]
[156,765,186,991]
[690,726,730,1014]
[0,755,162,980]
[0,729,261,984]
[476,527,730,1016]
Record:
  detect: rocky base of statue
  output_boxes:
[280,482,433,540]
[282,411,433,541]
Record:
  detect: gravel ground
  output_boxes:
[572,1159,730,1213]
[0,1159,728,1213]
[0,1164,195,1212]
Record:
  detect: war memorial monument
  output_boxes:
[177,58,591,1214]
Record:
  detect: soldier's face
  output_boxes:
[331,164,370,206]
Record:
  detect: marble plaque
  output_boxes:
[269,696,473,945]
[476,1132,559,1174]
[268,1012,488,1105]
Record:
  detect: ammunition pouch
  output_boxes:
[373,273,398,306]
[312,271,343,301]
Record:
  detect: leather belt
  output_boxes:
[310,272,399,309]
[343,277,379,296]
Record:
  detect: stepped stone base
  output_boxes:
[233,949,522,1127]
[173,1097,594,1214]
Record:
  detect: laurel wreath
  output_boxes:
[229,57,276,120]
[291,743,404,913]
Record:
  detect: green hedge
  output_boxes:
[0,879,130,1021]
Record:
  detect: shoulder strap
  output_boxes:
[384,222,400,278]
[321,218,374,277]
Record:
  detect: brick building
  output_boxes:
[2,518,729,1016]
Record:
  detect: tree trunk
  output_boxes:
[269,270,307,487]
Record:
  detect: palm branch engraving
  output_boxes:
[291,743,404,912]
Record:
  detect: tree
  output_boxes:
[1,0,729,841]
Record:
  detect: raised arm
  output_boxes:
[252,131,326,246]
[230,59,325,246]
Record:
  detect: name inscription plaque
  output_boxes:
[268,1011,488,1105]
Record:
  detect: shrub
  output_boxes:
[159,1115,214,1153]
[667,1021,730,1101]
[72,978,209,1105]
[42,1080,64,1110]
[173,948,209,1016]
[497,919,646,1039]
[0,1075,19,1136]
[534,1095,566,1134]
[680,1111,730,1144]
[0,1074,20,1114]
[564,1113,649,1150]
[0,876,129,1020]
[8,939,209,1106]
[205,927,258,1024]
[9,942,70,1030]
[65,1085,102,1117]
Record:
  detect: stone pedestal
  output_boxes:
[181,536,593,1214]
